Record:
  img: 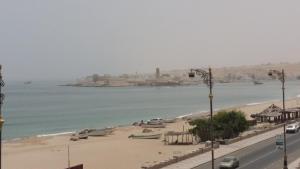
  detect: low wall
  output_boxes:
[221,124,284,145]
[142,123,285,169]
[142,143,219,169]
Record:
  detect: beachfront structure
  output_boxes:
[251,104,283,123]
[285,107,300,120]
[251,104,300,123]
[164,131,196,145]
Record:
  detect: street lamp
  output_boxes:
[189,67,214,169]
[0,65,4,169]
[268,69,287,169]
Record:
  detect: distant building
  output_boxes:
[156,68,160,79]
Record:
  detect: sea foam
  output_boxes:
[246,100,279,106]
[176,113,193,119]
[37,131,75,138]
[246,102,261,106]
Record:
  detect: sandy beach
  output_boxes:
[3,97,300,169]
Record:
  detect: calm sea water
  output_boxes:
[2,81,300,140]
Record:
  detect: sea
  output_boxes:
[2,81,300,140]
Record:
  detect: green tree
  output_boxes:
[189,119,211,141]
[214,110,248,139]
[189,110,249,141]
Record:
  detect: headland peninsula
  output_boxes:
[64,62,300,87]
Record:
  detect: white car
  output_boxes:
[219,156,239,169]
[286,122,300,133]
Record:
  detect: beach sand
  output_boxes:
[3,97,300,169]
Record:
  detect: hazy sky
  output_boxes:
[1,1,300,81]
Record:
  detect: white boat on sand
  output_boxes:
[141,124,166,128]
[88,130,107,136]
[147,118,164,125]
[128,133,162,139]
[164,119,176,123]
[70,132,88,141]
[86,128,114,137]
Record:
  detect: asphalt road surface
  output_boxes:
[193,130,300,169]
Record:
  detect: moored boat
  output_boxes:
[141,124,166,128]
[128,133,162,139]
[253,80,263,85]
[78,132,88,139]
[147,118,164,125]
[88,129,107,136]
[87,128,114,136]
[70,133,88,141]
[163,118,176,123]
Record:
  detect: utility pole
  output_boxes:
[68,145,70,169]
[208,68,214,169]
[268,69,287,169]
[189,67,214,169]
[0,65,5,169]
[282,69,287,169]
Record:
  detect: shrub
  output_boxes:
[189,110,249,141]
[214,110,249,139]
[189,119,211,142]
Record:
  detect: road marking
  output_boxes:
[287,136,300,146]
[238,134,300,168]
[238,149,277,168]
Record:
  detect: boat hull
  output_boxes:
[129,134,162,139]
[141,124,166,128]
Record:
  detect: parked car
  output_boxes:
[219,156,239,169]
[286,122,300,133]
[147,118,164,125]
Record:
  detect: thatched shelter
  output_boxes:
[251,104,300,123]
[285,107,300,120]
[251,104,283,123]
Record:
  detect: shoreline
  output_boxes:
[3,97,300,142]
[3,97,300,169]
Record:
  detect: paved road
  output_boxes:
[193,131,300,169]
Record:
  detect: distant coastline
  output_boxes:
[64,63,300,88]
